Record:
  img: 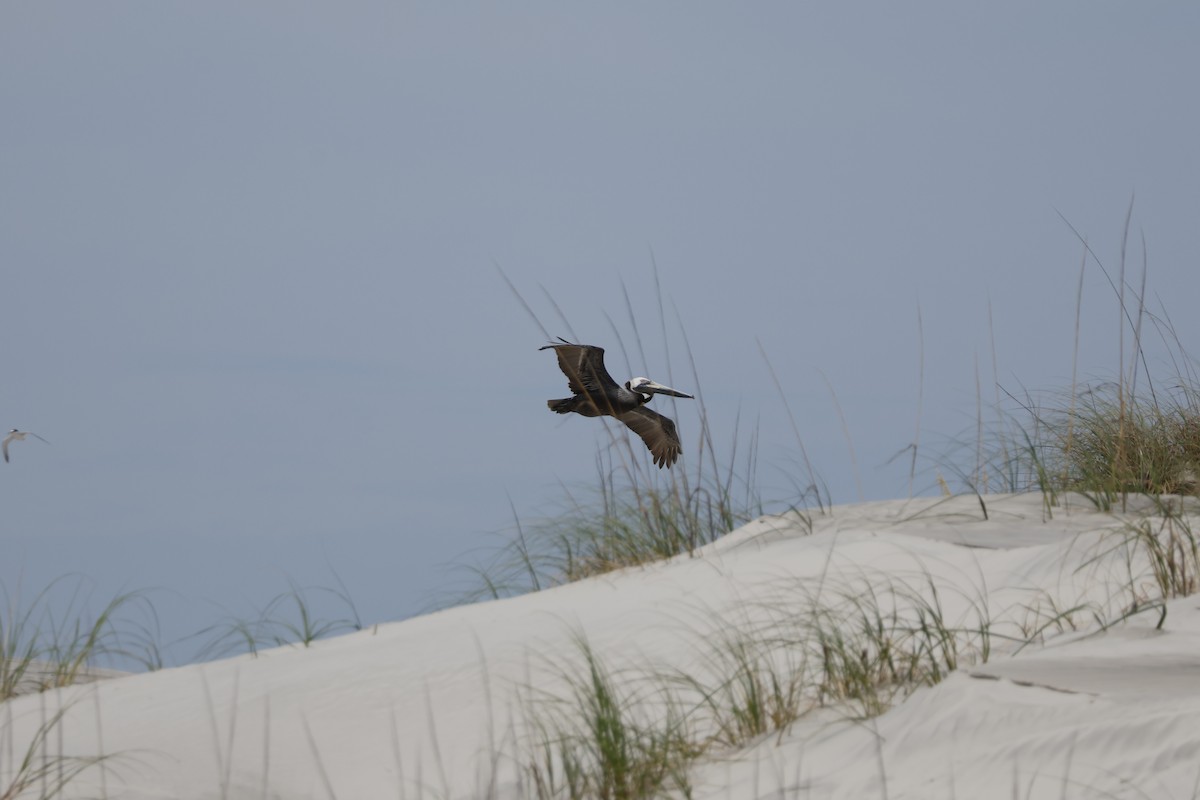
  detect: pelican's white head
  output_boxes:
[626,377,694,399]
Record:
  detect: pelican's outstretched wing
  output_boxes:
[615,406,683,468]
[539,341,620,398]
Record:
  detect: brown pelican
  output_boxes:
[3,429,49,463]
[541,340,693,468]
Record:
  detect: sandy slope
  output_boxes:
[4,493,1200,799]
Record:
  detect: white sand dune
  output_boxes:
[5,493,1200,799]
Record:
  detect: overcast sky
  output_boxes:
[2,3,1197,664]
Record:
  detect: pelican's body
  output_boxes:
[541,340,693,468]
[3,429,49,463]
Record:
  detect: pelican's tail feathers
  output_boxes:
[547,397,577,414]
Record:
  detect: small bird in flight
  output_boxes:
[3,429,50,463]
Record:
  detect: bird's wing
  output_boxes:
[540,343,620,397]
[615,406,682,468]
[2,437,9,463]
[28,432,49,444]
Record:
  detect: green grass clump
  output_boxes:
[547,447,758,585]
[1,705,114,800]
[464,403,763,601]
[1079,496,1200,629]
[1046,385,1200,500]
[1132,500,1200,600]
[1,577,160,701]
[982,381,1200,506]
[525,637,696,800]
[518,571,1003,798]
[195,575,363,660]
[958,207,1200,512]
[791,572,994,720]
[669,630,809,748]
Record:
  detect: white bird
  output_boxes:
[3,429,50,463]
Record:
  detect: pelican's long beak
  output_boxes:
[642,381,694,399]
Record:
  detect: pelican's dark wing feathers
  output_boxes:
[615,406,682,469]
[539,341,620,398]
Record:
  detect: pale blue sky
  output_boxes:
[2,3,1198,663]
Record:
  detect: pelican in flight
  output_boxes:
[3,429,49,463]
[541,339,693,468]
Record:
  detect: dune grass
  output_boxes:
[523,636,697,800]
[2,571,366,702]
[0,574,368,800]
[1,576,161,702]
[194,574,364,660]
[516,498,1200,799]
[1078,495,1200,629]
[516,563,1012,798]
[669,628,810,749]
[1129,498,1200,600]
[791,571,994,719]
[982,380,1200,513]
[465,435,762,603]
[967,206,1199,510]
[0,703,113,800]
